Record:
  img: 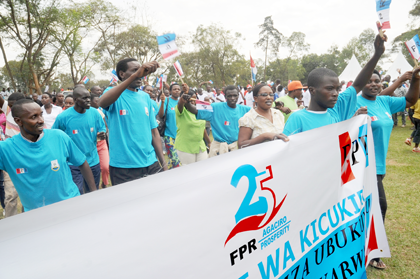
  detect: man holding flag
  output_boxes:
[98,59,167,185]
[184,85,250,157]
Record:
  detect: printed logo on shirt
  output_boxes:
[224,121,230,126]
[120,110,128,115]
[371,116,378,121]
[145,107,149,116]
[171,107,175,111]
[385,112,392,119]
[72,130,78,134]
[90,127,94,133]
[16,168,28,174]
[51,159,60,172]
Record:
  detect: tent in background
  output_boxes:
[386,52,413,80]
[339,54,362,82]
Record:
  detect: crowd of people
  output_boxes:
[0,33,419,270]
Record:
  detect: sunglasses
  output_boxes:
[258,93,275,97]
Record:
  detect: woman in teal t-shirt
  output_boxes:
[159,84,181,169]
[357,69,420,269]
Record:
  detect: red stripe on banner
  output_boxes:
[365,216,379,264]
[381,21,390,29]
[162,50,179,60]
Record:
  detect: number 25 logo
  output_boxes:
[225,164,287,245]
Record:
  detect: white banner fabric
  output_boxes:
[0,116,389,279]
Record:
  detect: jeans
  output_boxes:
[70,163,101,194]
[411,118,420,144]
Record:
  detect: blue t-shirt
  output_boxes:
[283,86,358,136]
[152,101,159,117]
[197,102,251,144]
[102,89,158,168]
[0,129,85,211]
[159,97,178,138]
[357,95,406,175]
[52,107,106,166]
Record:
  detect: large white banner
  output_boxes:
[0,116,389,279]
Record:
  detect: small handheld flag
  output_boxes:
[376,0,392,29]
[196,100,213,112]
[156,33,181,60]
[405,35,420,62]
[250,55,257,82]
[209,80,214,84]
[110,70,118,84]
[155,77,160,88]
[173,60,184,76]
[82,76,89,84]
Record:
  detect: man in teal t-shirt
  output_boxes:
[283,34,386,136]
[53,87,106,194]
[185,85,251,157]
[98,58,167,186]
[0,99,96,211]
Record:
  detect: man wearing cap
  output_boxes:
[276,81,306,122]
[245,85,254,108]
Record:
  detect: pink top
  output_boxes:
[0,113,5,135]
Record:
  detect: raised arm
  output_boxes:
[352,34,386,93]
[177,84,190,114]
[405,68,420,108]
[379,71,412,96]
[98,61,159,108]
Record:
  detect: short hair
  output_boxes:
[373,69,381,80]
[307,68,338,88]
[275,79,281,84]
[116,58,138,81]
[73,86,88,99]
[224,85,238,95]
[90,85,101,91]
[169,83,180,92]
[42,92,52,99]
[143,85,153,92]
[8,93,25,102]
[11,99,36,118]
[252,83,270,97]
[56,92,64,96]
[65,94,74,100]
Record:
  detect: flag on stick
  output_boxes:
[82,76,89,84]
[110,70,118,84]
[376,0,392,29]
[405,35,420,63]
[250,55,257,81]
[196,100,213,112]
[156,33,181,60]
[173,60,184,77]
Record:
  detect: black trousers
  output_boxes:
[377,174,387,222]
[110,161,162,186]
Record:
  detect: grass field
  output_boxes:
[0,125,419,277]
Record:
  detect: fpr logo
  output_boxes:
[225,165,287,246]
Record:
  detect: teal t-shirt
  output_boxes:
[102,89,158,168]
[283,86,357,136]
[152,101,159,117]
[357,95,406,175]
[160,97,178,139]
[0,129,85,211]
[197,102,251,144]
[52,107,106,166]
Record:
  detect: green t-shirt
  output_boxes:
[175,106,206,154]
[277,95,298,122]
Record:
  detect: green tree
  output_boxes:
[0,0,63,95]
[255,16,283,81]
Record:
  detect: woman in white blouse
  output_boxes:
[41,93,62,129]
[238,84,288,148]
